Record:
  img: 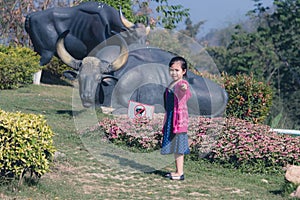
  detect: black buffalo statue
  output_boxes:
[56,31,228,117]
[25,1,148,66]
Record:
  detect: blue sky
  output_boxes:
[172,0,274,36]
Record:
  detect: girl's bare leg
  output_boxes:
[173,153,184,176]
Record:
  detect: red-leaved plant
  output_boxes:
[92,115,300,173]
[97,115,164,151]
[208,117,300,172]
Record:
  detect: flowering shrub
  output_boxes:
[207,118,300,173]
[92,115,300,173]
[97,115,164,152]
[223,73,273,124]
[188,117,225,157]
[188,72,273,125]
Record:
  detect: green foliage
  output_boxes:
[280,180,299,197]
[0,45,41,89]
[82,0,135,22]
[44,56,70,77]
[269,0,300,128]
[223,73,273,124]
[270,0,300,72]
[153,0,189,29]
[209,27,281,83]
[0,109,56,181]
[207,0,300,128]
[271,111,283,128]
[285,91,300,129]
[84,0,189,29]
[206,46,228,72]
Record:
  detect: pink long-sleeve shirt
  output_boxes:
[164,79,192,133]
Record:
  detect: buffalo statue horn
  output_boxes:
[56,30,82,70]
[119,8,150,35]
[119,9,135,28]
[56,30,129,72]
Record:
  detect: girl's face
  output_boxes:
[169,61,186,81]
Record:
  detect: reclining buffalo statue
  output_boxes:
[56,30,228,117]
[25,1,148,65]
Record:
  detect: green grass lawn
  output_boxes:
[0,84,293,200]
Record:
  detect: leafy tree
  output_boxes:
[250,0,300,128]
[271,0,300,128]
[268,1,300,91]
[207,0,300,128]
[223,26,280,82]
[150,0,189,29]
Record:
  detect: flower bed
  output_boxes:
[91,115,300,173]
[97,115,164,152]
[208,118,300,173]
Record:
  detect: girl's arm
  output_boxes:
[175,80,191,101]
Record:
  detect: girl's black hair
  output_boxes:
[169,56,188,77]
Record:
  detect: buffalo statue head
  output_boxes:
[56,30,129,108]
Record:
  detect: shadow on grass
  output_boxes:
[57,110,73,116]
[56,110,87,117]
[269,190,283,195]
[41,70,73,86]
[145,169,169,178]
[101,153,172,178]
[102,153,158,173]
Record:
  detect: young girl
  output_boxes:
[161,56,191,181]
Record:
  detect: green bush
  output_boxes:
[0,109,56,180]
[197,72,272,124]
[44,56,70,77]
[223,73,273,124]
[0,45,41,89]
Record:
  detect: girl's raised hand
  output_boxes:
[180,83,187,91]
